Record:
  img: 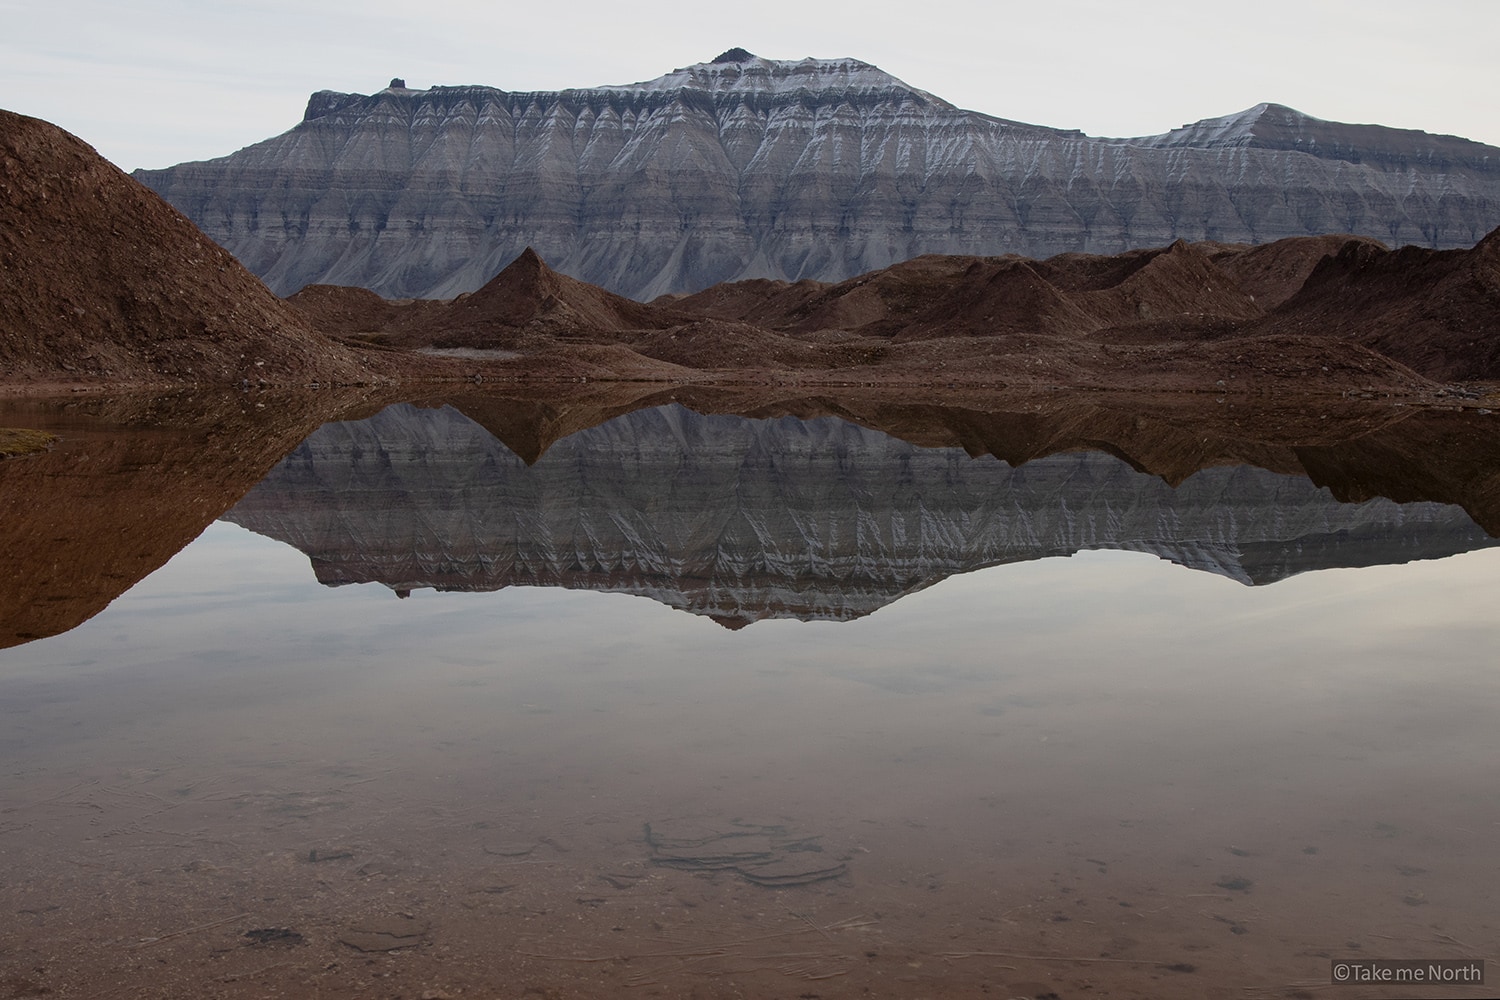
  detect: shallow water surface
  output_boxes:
[1,398,1497,1000]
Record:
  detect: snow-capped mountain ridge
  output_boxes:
[138,53,1500,299]
[1133,101,1498,171]
[598,50,950,104]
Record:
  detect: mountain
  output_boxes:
[0,109,369,386]
[222,403,1499,628]
[132,52,1500,301]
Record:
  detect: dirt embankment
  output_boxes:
[0,110,375,388]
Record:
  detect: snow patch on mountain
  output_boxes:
[596,52,951,105]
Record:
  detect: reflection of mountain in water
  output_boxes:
[224,403,1499,626]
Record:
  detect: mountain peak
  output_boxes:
[1148,103,1320,148]
[1128,101,1499,172]
[598,53,945,106]
[139,55,1500,304]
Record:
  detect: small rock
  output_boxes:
[245,927,305,946]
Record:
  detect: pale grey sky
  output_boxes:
[3,0,1497,172]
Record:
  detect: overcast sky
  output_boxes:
[4,0,1497,172]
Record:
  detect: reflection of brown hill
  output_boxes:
[0,111,369,386]
[0,390,378,648]
[397,385,676,465]
[1294,410,1500,536]
[428,385,1500,534]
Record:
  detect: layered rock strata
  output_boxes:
[134,53,1500,300]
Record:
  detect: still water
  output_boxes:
[1,395,1497,999]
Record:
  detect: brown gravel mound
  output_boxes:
[655,229,1500,383]
[284,284,442,339]
[400,248,686,350]
[0,110,369,386]
[1202,234,1388,309]
[1249,230,1500,380]
[664,277,831,326]
[298,248,697,356]
[668,243,1265,343]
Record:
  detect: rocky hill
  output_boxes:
[133,51,1500,300]
[0,110,370,386]
[292,230,1499,385]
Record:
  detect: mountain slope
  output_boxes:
[133,52,1500,300]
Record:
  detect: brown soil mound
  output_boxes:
[1251,230,1500,380]
[399,248,685,350]
[284,284,442,338]
[1202,234,1388,309]
[665,277,831,326]
[654,229,1500,383]
[669,243,1265,343]
[300,248,699,357]
[0,110,369,386]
